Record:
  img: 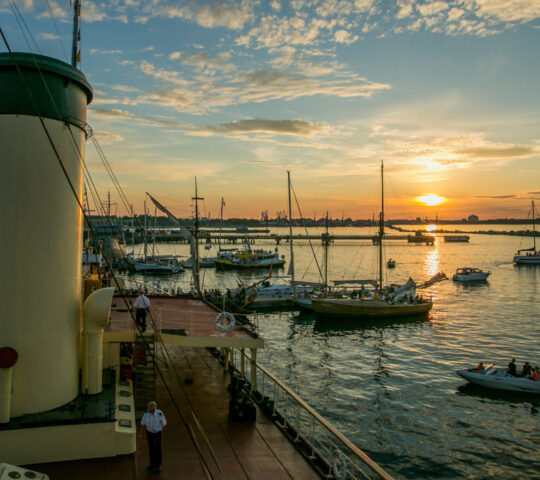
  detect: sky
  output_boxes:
[2,0,539,220]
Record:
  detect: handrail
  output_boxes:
[242,352,394,480]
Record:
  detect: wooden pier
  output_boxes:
[150,233,413,245]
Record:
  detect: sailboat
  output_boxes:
[513,201,539,265]
[124,197,183,274]
[312,162,433,319]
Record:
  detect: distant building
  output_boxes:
[468,214,479,222]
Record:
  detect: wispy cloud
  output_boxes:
[90,48,124,55]
[204,118,327,136]
[134,0,254,29]
[37,32,62,40]
[474,194,516,199]
[93,130,125,144]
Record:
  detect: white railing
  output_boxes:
[232,349,394,480]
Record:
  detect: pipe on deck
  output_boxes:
[82,287,115,395]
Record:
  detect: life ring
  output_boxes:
[215,312,235,332]
[332,449,347,480]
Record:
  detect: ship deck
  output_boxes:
[106,296,263,349]
[27,346,318,480]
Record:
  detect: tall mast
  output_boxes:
[219,197,224,252]
[287,171,295,286]
[71,0,81,68]
[533,201,536,251]
[192,177,204,295]
[379,161,384,292]
[324,211,329,291]
[143,199,148,261]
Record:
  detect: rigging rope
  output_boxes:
[0,27,224,479]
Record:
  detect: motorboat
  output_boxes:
[456,366,540,394]
[452,267,490,282]
[387,259,396,268]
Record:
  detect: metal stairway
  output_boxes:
[133,333,156,416]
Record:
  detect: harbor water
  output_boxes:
[123,225,539,479]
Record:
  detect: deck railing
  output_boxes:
[231,349,394,480]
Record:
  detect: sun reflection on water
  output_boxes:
[424,243,440,279]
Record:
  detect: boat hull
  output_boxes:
[513,255,540,265]
[456,369,540,394]
[214,259,286,270]
[312,298,432,318]
[452,273,490,282]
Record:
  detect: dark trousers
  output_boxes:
[147,431,162,468]
[136,308,147,331]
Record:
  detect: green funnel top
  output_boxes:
[0,52,93,128]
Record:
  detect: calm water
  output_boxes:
[124,226,539,479]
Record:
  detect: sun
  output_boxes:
[417,194,445,206]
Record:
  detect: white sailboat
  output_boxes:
[513,201,540,265]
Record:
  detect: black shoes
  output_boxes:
[147,465,160,474]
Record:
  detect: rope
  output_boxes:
[0,28,223,479]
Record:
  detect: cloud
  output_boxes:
[93,130,125,144]
[473,0,540,23]
[135,0,254,29]
[174,51,236,73]
[110,84,141,93]
[473,194,516,199]
[205,118,327,136]
[456,145,534,158]
[37,32,62,40]
[138,60,391,114]
[88,107,135,120]
[90,49,124,55]
[334,29,358,44]
[528,191,540,195]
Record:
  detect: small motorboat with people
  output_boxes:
[386,259,396,268]
[456,364,540,394]
[452,267,490,282]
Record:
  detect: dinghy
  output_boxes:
[456,366,540,394]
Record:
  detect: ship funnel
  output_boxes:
[0,53,92,416]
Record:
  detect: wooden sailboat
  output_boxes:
[312,162,433,319]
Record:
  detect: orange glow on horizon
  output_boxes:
[417,194,445,206]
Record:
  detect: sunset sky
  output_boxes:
[2,0,539,219]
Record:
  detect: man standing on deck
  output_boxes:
[141,401,167,473]
[134,290,151,332]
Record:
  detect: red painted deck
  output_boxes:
[28,347,318,480]
[107,296,259,343]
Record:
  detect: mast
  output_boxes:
[324,211,329,291]
[533,201,536,251]
[143,199,148,261]
[71,0,81,68]
[192,177,204,296]
[219,197,224,252]
[130,204,135,255]
[379,161,384,292]
[287,171,295,286]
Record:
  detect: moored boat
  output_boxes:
[444,235,470,242]
[312,163,433,319]
[456,366,540,394]
[513,201,539,265]
[214,247,285,270]
[452,267,490,282]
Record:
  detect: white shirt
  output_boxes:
[141,409,167,433]
[134,295,151,309]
